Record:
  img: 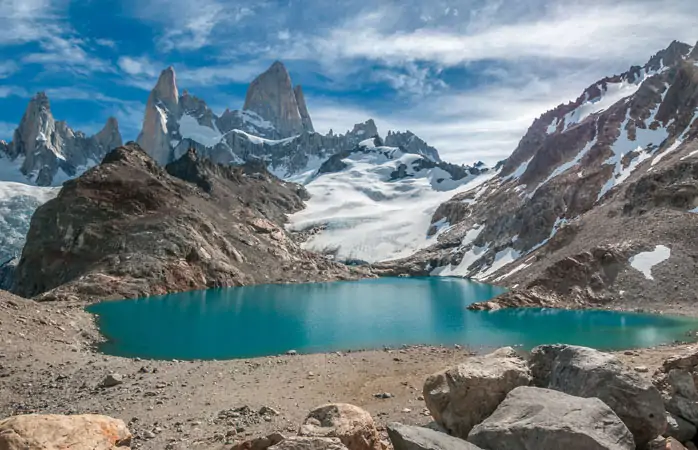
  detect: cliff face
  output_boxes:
[12,143,367,302]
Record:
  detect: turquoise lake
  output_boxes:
[87,277,698,360]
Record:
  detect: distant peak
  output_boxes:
[152,66,179,111]
[269,60,287,72]
[29,92,51,110]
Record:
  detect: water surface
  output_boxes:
[88,277,698,360]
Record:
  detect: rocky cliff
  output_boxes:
[0,93,122,186]
[12,143,367,302]
[376,40,698,314]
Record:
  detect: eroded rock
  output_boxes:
[386,422,483,450]
[299,404,381,450]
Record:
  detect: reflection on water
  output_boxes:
[87,277,698,360]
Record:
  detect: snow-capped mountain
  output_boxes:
[135,62,443,178]
[378,40,698,313]
[0,93,122,186]
[288,137,494,263]
[0,93,121,263]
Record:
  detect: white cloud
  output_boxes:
[0,61,19,79]
[0,85,29,98]
[118,56,160,77]
[95,38,117,48]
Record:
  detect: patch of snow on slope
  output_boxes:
[232,129,298,146]
[289,153,495,263]
[179,115,223,147]
[269,153,327,184]
[240,110,275,130]
[546,118,559,134]
[492,259,533,283]
[597,104,669,201]
[431,243,489,277]
[652,138,683,167]
[531,132,598,196]
[681,149,698,161]
[155,105,168,133]
[474,247,522,281]
[629,245,671,280]
[563,80,642,129]
[502,156,533,182]
[359,138,377,149]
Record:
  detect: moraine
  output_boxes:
[87,277,698,360]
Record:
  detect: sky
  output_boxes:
[0,0,696,165]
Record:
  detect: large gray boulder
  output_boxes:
[529,344,665,445]
[665,412,697,443]
[423,347,531,439]
[468,386,635,450]
[386,423,483,450]
[655,369,698,442]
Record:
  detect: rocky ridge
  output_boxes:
[0,93,122,186]
[376,40,698,314]
[135,62,442,180]
[10,143,367,302]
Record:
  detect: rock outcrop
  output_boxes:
[653,346,698,444]
[385,130,440,162]
[299,404,381,450]
[0,414,132,449]
[468,386,635,450]
[0,93,122,186]
[136,66,178,165]
[11,143,366,302]
[294,85,314,133]
[529,344,665,445]
[423,347,531,438]
[270,437,349,450]
[386,423,483,450]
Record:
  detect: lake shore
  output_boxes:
[2,289,698,450]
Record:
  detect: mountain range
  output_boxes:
[1,40,697,313]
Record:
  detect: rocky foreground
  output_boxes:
[3,289,698,450]
[8,144,368,303]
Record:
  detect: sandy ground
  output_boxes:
[1,290,697,450]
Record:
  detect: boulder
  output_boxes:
[468,386,635,450]
[665,412,696,443]
[423,347,531,438]
[232,433,286,450]
[100,373,124,388]
[529,344,665,445]
[269,437,348,450]
[299,404,381,450]
[0,414,132,449]
[386,422,483,450]
[656,369,698,427]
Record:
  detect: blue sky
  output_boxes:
[0,0,696,164]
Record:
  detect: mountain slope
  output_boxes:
[11,143,367,302]
[376,40,698,313]
[288,137,494,263]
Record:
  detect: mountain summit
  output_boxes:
[0,92,122,186]
[243,61,314,136]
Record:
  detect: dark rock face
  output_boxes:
[12,143,366,302]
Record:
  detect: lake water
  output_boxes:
[87,277,698,360]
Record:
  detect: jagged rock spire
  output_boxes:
[293,85,314,133]
[243,61,307,137]
[137,67,179,165]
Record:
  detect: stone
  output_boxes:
[529,344,665,445]
[100,373,124,388]
[259,406,280,416]
[468,387,635,450]
[423,347,531,438]
[636,366,650,373]
[299,403,381,450]
[270,437,348,450]
[656,369,698,426]
[231,433,286,450]
[386,422,483,450]
[665,412,696,443]
[0,413,132,449]
[374,393,393,399]
[287,350,298,356]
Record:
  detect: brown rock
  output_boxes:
[270,437,348,450]
[299,404,381,450]
[0,414,131,449]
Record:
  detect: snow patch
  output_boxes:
[178,115,223,147]
[531,132,598,195]
[629,245,671,280]
[289,155,494,263]
[651,138,683,166]
[502,156,533,182]
[546,118,559,134]
[689,207,698,214]
[563,79,643,129]
[681,149,698,161]
[474,247,522,281]
[358,138,377,149]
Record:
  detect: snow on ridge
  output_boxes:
[178,115,223,147]
[651,138,683,167]
[597,99,669,201]
[629,245,671,280]
[502,156,533,182]
[563,79,643,130]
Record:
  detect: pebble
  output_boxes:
[634,366,650,373]
[374,392,394,399]
[143,430,156,439]
[401,408,412,413]
[99,373,124,388]
[286,350,298,356]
